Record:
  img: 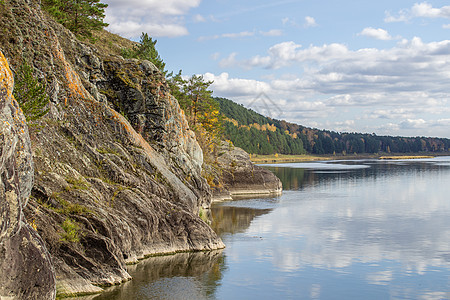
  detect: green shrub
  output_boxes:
[13,60,49,121]
[61,218,80,243]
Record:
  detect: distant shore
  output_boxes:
[250,153,450,164]
[378,155,434,160]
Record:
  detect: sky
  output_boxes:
[105,0,450,138]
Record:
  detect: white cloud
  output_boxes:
[193,14,206,23]
[260,29,283,37]
[223,38,450,95]
[384,10,410,23]
[385,2,450,23]
[433,118,450,126]
[359,27,395,41]
[400,119,427,129]
[199,30,282,41]
[198,31,254,41]
[218,53,238,68]
[222,31,254,38]
[282,17,290,25]
[105,0,201,38]
[210,52,221,61]
[203,72,271,97]
[107,20,189,38]
[209,37,450,137]
[368,108,415,120]
[411,2,450,19]
[304,16,318,27]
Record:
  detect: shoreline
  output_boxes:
[251,153,450,164]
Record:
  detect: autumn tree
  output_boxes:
[168,73,224,155]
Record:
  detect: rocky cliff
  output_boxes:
[210,143,282,201]
[0,0,224,298]
[1,49,56,300]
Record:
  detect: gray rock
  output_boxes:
[0,0,224,297]
[0,51,56,299]
[212,142,282,200]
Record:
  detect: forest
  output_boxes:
[217,97,450,155]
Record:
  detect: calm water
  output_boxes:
[78,157,450,300]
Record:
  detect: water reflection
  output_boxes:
[236,157,450,299]
[70,157,450,299]
[72,250,225,300]
[265,158,450,191]
[211,205,272,237]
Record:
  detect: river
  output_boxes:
[77,156,450,299]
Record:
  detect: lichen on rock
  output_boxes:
[1,0,224,297]
[1,50,56,300]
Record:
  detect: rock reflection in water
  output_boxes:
[69,197,274,300]
[211,202,273,237]
[71,250,224,300]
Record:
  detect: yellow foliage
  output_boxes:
[267,124,276,132]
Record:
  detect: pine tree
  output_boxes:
[121,33,166,74]
[42,0,108,37]
[168,73,224,155]
[13,61,49,121]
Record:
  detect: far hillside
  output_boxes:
[216,97,450,155]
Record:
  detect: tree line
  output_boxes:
[217,97,450,155]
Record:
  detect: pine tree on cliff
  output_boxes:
[168,73,224,155]
[121,33,166,74]
[13,61,49,121]
[42,0,108,37]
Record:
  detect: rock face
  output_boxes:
[0,52,56,299]
[0,0,224,297]
[211,143,282,201]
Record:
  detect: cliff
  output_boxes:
[1,49,56,300]
[0,0,224,298]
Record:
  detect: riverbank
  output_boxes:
[250,154,331,164]
[379,155,434,160]
[250,153,450,164]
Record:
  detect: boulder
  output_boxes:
[211,142,282,201]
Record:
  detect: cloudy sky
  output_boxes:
[105,0,450,138]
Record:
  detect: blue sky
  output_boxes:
[105,1,450,138]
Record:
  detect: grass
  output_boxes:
[61,218,81,243]
[198,207,209,224]
[65,176,90,190]
[91,29,136,57]
[96,146,120,156]
[36,192,93,215]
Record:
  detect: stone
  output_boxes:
[0,51,56,300]
[211,142,282,201]
[0,1,224,297]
